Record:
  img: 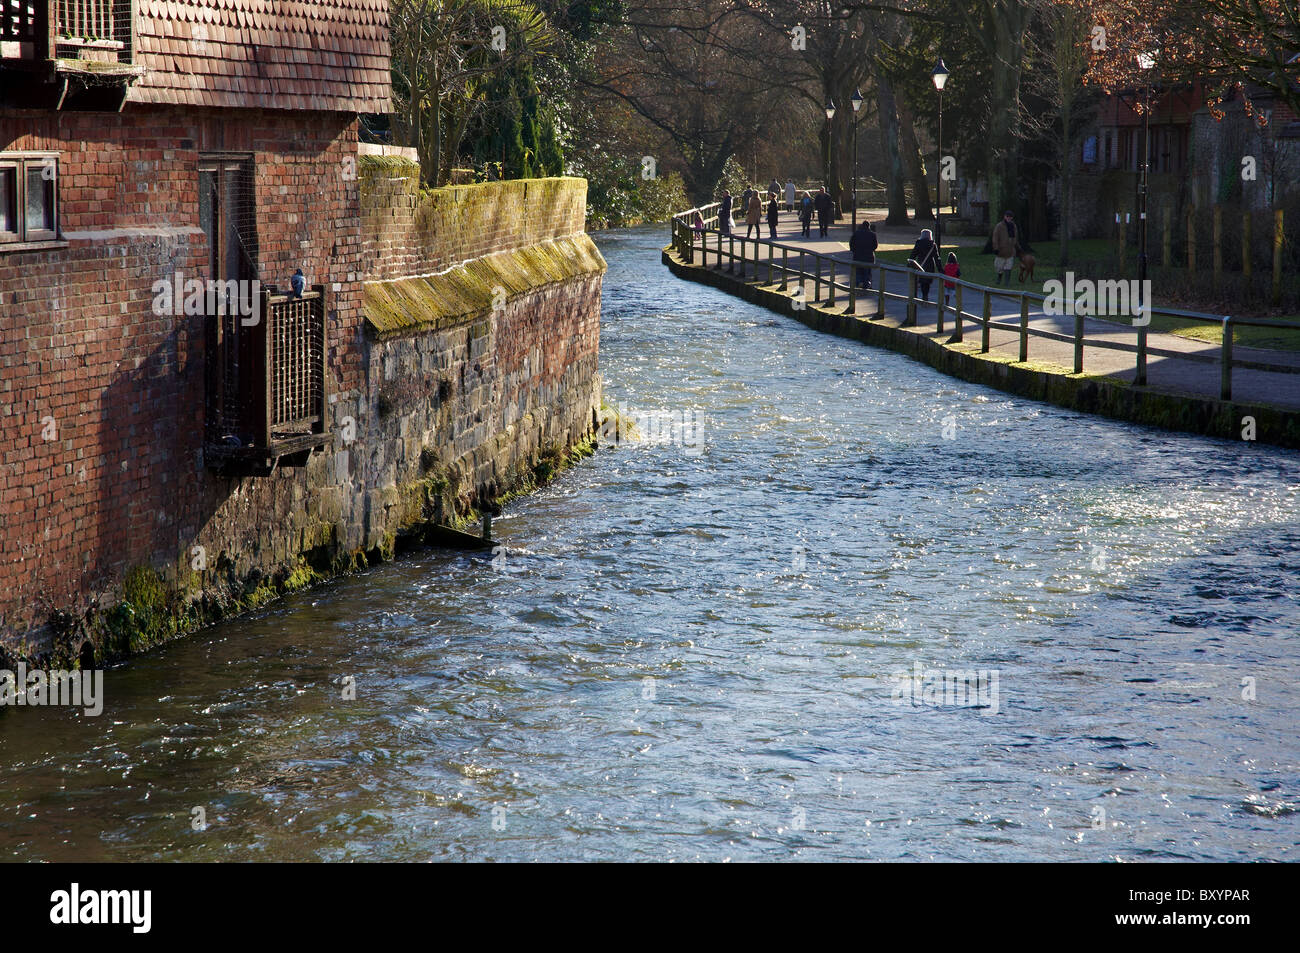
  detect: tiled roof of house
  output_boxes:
[127,0,391,114]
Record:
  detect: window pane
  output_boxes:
[0,167,16,236]
[25,163,54,232]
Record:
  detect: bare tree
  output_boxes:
[390,0,557,185]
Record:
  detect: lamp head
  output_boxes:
[825,101,836,120]
[932,57,949,91]
[851,88,864,112]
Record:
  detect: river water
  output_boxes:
[3,225,1298,862]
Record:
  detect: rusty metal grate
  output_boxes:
[205,285,329,472]
[267,291,325,434]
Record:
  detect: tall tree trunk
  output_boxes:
[896,90,934,221]
[985,6,1028,221]
[1060,100,1072,265]
[875,76,909,226]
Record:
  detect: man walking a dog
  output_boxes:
[991,210,1019,285]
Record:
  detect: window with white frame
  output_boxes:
[0,153,59,245]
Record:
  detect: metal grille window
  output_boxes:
[199,153,330,474]
[0,153,58,245]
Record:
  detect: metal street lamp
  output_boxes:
[932,58,949,255]
[1136,51,1156,386]
[851,88,864,229]
[825,101,837,215]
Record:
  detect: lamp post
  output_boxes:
[1135,51,1155,386]
[825,100,836,214]
[932,58,949,255]
[851,88,863,229]
[1136,52,1155,296]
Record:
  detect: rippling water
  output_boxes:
[3,225,1298,862]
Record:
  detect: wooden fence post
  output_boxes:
[1136,324,1147,386]
[906,271,917,326]
[1073,312,1084,374]
[1019,295,1029,363]
[953,283,963,342]
[981,291,991,353]
[1221,315,1234,400]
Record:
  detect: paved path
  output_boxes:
[692,208,1300,411]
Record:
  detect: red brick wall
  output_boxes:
[0,105,366,645]
[0,109,602,659]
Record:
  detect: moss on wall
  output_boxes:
[363,234,606,338]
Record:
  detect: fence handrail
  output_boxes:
[673,220,1296,332]
[668,215,1300,400]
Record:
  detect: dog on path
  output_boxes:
[1017,250,1036,283]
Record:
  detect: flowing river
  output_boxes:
[2,225,1298,862]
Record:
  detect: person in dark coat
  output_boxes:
[799,192,814,237]
[719,190,733,235]
[908,228,941,301]
[848,221,878,290]
[766,193,779,238]
[813,187,834,237]
[740,187,754,226]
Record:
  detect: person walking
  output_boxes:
[991,210,1018,285]
[799,192,814,237]
[849,220,878,290]
[785,178,797,211]
[908,228,941,302]
[813,187,834,237]
[766,191,780,239]
[942,252,961,309]
[719,190,733,236]
[741,186,754,227]
[745,190,762,238]
[769,177,782,199]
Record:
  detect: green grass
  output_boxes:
[876,240,1300,352]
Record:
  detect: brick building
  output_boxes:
[0,1,392,650]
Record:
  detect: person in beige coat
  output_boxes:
[991,210,1019,285]
[745,192,762,238]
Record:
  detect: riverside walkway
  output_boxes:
[673,206,1300,413]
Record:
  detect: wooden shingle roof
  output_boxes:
[127,0,391,114]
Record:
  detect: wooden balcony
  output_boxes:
[1,1,140,107]
[205,286,333,477]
